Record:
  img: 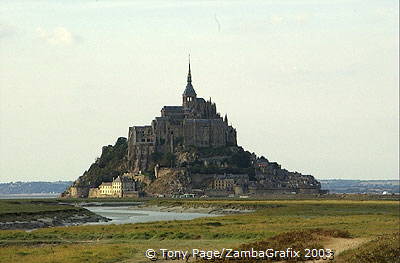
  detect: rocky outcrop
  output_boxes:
[175,149,199,166]
[145,168,191,196]
[63,140,322,197]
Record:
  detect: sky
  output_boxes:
[0,0,398,183]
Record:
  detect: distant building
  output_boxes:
[206,174,249,196]
[212,174,249,191]
[90,174,137,198]
[99,182,113,196]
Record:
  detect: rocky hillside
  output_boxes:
[176,145,255,177]
[63,137,322,197]
[145,168,191,196]
[62,137,128,196]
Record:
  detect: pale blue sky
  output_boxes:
[0,0,398,182]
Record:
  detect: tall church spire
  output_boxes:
[187,55,192,84]
[183,55,197,97]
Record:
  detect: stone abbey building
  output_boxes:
[128,62,237,173]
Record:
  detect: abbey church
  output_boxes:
[128,62,237,173]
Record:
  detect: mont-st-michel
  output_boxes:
[63,62,323,198]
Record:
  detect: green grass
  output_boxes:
[334,232,400,263]
[0,199,398,263]
[0,243,139,263]
[0,200,79,215]
[198,229,351,262]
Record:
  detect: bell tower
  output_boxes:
[182,57,197,108]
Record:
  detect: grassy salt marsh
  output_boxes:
[0,198,398,262]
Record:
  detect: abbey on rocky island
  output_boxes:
[62,60,324,198]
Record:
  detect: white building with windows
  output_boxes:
[94,175,136,198]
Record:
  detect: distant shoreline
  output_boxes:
[0,193,60,199]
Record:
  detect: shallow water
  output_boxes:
[84,206,217,225]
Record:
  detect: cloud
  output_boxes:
[36,27,79,45]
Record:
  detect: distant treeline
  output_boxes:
[319,179,399,194]
[0,181,73,194]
